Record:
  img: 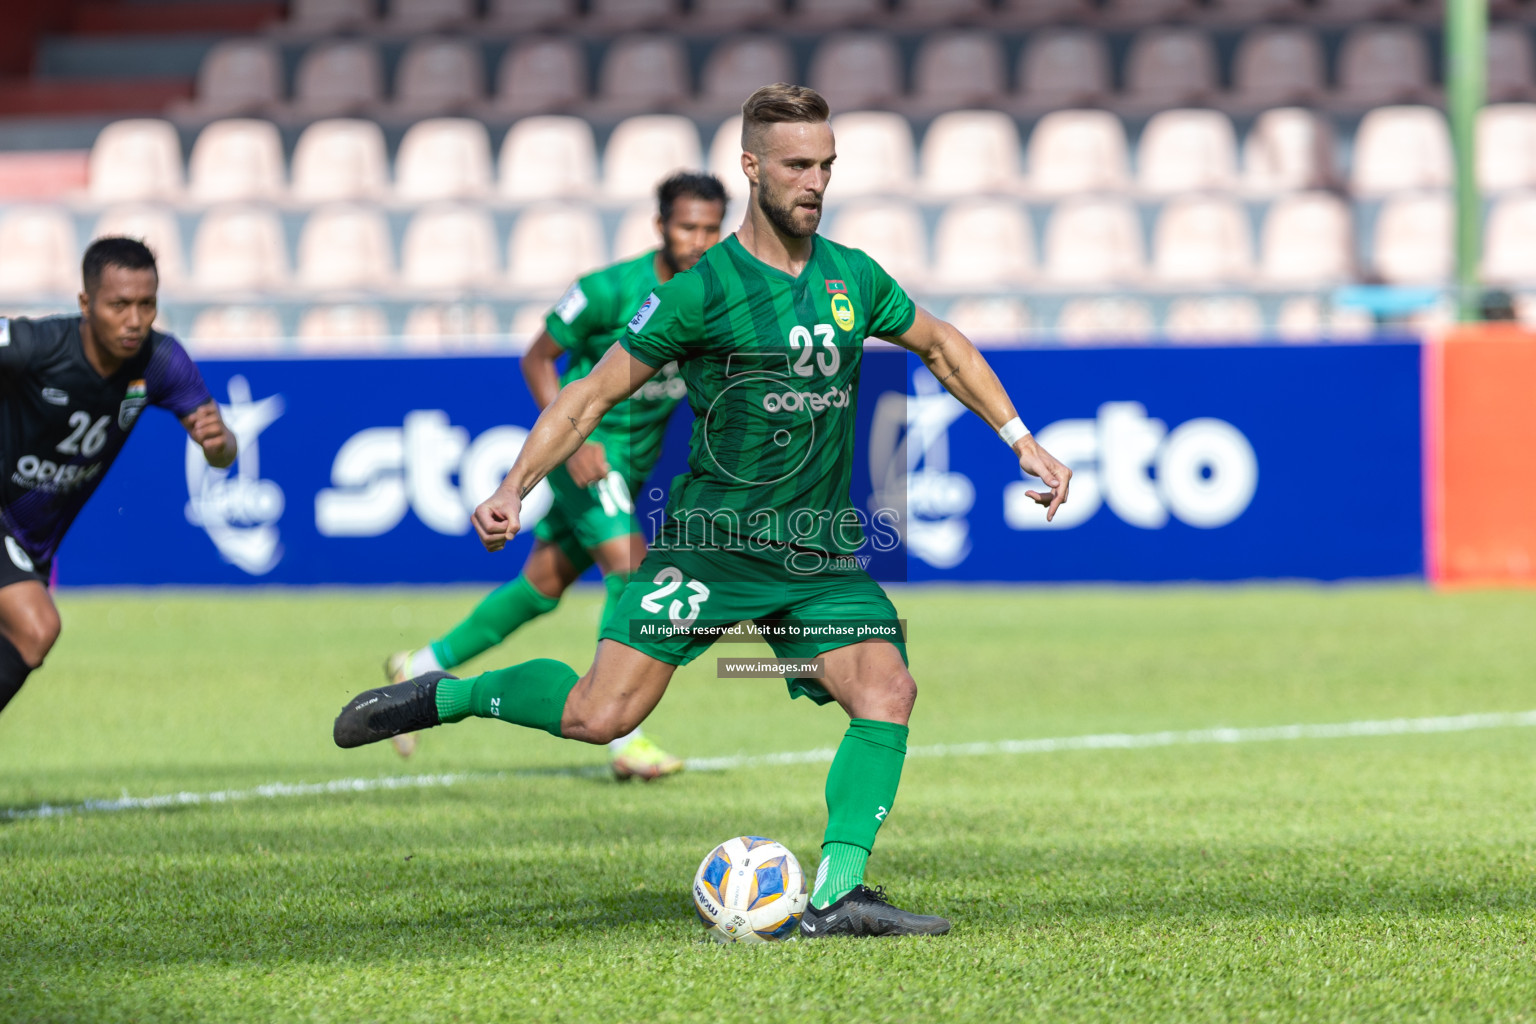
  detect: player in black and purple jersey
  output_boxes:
[0,236,236,718]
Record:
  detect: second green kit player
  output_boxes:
[385,171,728,776]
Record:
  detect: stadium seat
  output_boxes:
[395,118,493,201]
[402,304,502,349]
[510,303,553,338]
[500,116,598,200]
[393,38,484,117]
[1123,28,1218,110]
[994,0,1097,24]
[1056,297,1155,342]
[88,119,183,203]
[911,32,1005,113]
[290,119,390,203]
[92,205,187,289]
[1230,26,1326,110]
[585,0,679,30]
[1351,105,1452,195]
[1136,109,1239,195]
[1335,24,1432,108]
[1015,29,1110,110]
[187,306,285,349]
[1313,0,1417,21]
[387,0,475,30]
[825,200,926,283]
[1274,296,1374,340]
[291,40,384,118]
[613,202,660,262]
[0,207,78,297]
[1101,0,1201,24]
[597,35,690,113]
[1150,197,1254,285]
[484,0,577,27]
[1205,0,1306,21]
[1242,107,1337,193]
[295,205,394,293]
[1026,110,1130,196]
[1489,24,1536,103]
[895,0,993,25]
[1042,198,1145,285]
[1163,297,1265,342]
[507,203,607,294]
[691,0,783,29]
[809,33,902,112]
[400,204,500,292]
[295,305,390,349]
[187,119,285,203]
[708,116,745,186]
[191,206,288,293]
[943,297,1031,342]
[1371,192,1452,284]
[932,199,1035,289]
[189,40,282,117]
[794,0,887,27]
[1478,104,1536,191]
[287,0,375,31]
[827,112,915,196]
[603,116,703,201]
[920,110,1023,196]
[699,36,795,115]
[1258,191,1354,285]
[489,37,587,116]
[1482,194,1536,283]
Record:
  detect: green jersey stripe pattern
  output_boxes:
[622,234,915,557]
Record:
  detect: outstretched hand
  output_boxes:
[473,488,523,552]
[182,402,236,468]
[1015,436,1072,522]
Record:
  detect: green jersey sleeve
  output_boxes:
[620,270,707,368]
[544,273,614,352]
[863,253,918,339]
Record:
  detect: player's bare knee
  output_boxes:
[11,607,60,667]
[884,669,917,721]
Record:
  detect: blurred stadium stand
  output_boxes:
[0,0,1526,349]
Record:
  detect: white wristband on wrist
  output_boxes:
[998,416,1030,447]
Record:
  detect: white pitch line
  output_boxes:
[7,709,1534,821]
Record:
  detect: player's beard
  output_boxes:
[756,182,821,239]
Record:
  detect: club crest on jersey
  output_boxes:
[119,379,148,430]
[830,292,856,332]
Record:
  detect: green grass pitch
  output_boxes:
[3,584,1535,1023]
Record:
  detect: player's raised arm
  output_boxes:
[180,400,237,469]
[889,306,1072,522]
[473,343,659,551]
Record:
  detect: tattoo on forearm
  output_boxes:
[567,416,587,440]
[936,366,960,384]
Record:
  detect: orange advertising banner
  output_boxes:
[1428,325,1536,585]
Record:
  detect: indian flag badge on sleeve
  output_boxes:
[119,379,148,430]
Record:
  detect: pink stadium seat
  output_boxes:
[825,200,927,283]
[1259,192,1355,285]
[944,298,1031,342]
[296,205,395,293]
[911,32,1006,112]
[1488,24,1536,103]
[1123,28,1218,110]
[932,200,1035,289]
[295,305,390,349]
[291,40,384,118]
[597,35,690,112]
[613,202,662,262]
[920,111,1023,197]
[708,116,745,186]
[895,0,993,25]
[1230,26,1326,109]
[1482,194,1536,283]
[1027,110,1130,196]
[500,116,598,200]
[287,0,375,31]
[0,207,78,297]
[585,0,679,30]
[393,38,484,117]
[1351,105,1451,196]
[699,36,793,115]
[489,37,587,116]
[190,40,282,116]
[485,0,577,28]
[1150,197,1254,285]
[1101,0,1201,24]
[187,307,284,350]
[1136,110,1239,195]
[1205,0,1306,21]
[602,116,703,200]
[1163,298,1264,342]
[1056,298,1155,342]
[1478,104,1536,192]
[402,304,502,349]
[1042,198,1145,285]
[1372,193,1452,284]
[507,204,607,294]
[191,206,288,293]
[188,119,285,203]
[994,0,1097,24]
[827,112,915,196]
[691,0,783,29]
[1312,0,1416,21]
[290,119,390,203]
[93,206,187,289]
[401,204,500,292]
[387,0,475,30]
[809,33,902,112]
[89,119,183,203]
[1242,107,1337,193]
[1016,29,1110,110]
[795,0,887,27]
[394,118,493,201]
[1336,24,1432,108]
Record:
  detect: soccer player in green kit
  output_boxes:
[336,85,1073,937]
[382,171,728,775]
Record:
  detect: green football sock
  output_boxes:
[597,571,628,637]
[433,658,579,737]
[811,718,908,908]
[430,574,560,669]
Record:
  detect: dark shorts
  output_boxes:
[0,528,49,590]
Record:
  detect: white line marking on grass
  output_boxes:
[8,709,1535,821]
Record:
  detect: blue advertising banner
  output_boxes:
[57,344,1422,586]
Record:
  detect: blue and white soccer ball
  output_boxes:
[692,836,809,943]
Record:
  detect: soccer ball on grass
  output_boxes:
[692,836,808,943]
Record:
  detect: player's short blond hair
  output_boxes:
[741,83,831,155]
